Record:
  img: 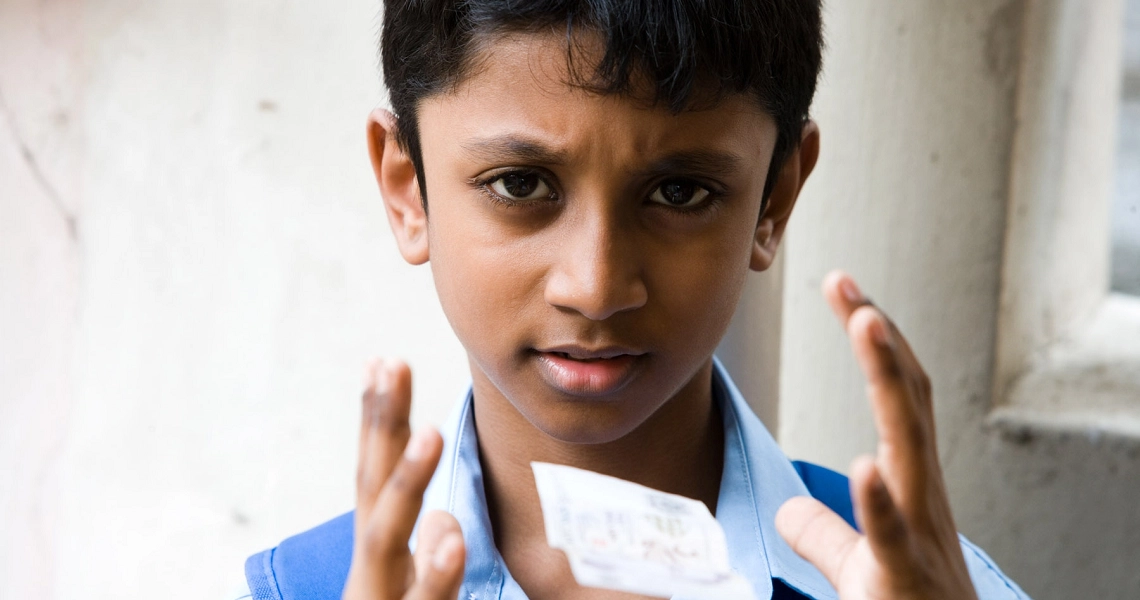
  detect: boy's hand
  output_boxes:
[775,272,978,600]
[342,360,466,600]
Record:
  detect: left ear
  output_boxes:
[750,120,820,271]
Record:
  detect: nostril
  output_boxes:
[542,252,648,321]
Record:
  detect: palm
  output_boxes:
[834,540,892,599]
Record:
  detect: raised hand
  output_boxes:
[775,272,978,600]
[342,359,466,600]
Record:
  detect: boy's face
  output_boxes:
[372,33,817,444]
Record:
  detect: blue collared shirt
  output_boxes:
[242,360,1030,599]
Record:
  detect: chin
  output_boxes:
[532,416,643,445]
[511,386,659,446]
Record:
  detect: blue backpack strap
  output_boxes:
[245,511,355,600]
[792,460,857,531]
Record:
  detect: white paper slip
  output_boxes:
[531,462,757,600]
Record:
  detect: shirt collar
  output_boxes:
[418,397,510,600]
[417,358,836,600]
[712,359,838,600]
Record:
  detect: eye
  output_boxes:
[648,179,711,208]
[489,171,553,201]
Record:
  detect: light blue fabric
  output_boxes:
[243,359,1030,599]
[408,359,1028,600]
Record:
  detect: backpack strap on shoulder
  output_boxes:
[245,511,355,600]
[791,460,857,531]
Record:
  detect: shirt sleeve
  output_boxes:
[960,535,1032,599]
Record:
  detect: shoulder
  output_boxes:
[958,536,1033,599]
[244,512,355,600]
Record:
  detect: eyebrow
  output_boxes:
[462,136,568,165]
[461,135,745,178]
[639,149,744,179]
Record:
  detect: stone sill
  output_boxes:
[987,294,1140,443]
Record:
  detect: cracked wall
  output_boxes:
[1,0,471,597]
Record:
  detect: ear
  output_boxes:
[367,108,429,265]
[750,121,820,272]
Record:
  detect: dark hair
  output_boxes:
[380,0,824,206]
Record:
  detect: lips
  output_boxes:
[533,345,645,397]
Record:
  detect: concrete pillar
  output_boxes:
[780,0,1024,470]
[996,0,1123,395]
[779,1,1140,598]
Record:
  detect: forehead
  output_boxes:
[415,32,778,166]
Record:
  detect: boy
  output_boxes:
[243,1,1029,598]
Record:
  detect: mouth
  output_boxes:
[532,345,646,397]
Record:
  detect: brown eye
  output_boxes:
[490,172,551,200]
[649,180,711,208]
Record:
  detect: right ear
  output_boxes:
[367,108,429,265]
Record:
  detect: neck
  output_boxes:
[473,360,725,552]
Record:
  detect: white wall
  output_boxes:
[6,1,1140,599]
[1,1,469,598]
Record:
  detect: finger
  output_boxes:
[404,532,465,600]
[357,359,414,523]
[823,272,931,411]
[851,456,913,570]
[357,357,384,497]
[847,306,932,501]
[821,269,872,323]
[413,511,464,588]
[775,496,860,589]
[822,271,929,400]
[362,426,444,559]
[826,275,953,534]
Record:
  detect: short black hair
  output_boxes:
[380,0,824,206]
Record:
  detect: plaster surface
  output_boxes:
[781,1,1140,598]
[1,1,470,597]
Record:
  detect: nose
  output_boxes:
[544,214,648,321]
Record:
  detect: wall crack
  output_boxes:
[0,86,78,240]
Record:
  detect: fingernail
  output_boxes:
[376,361,393,394]
[363,358,382,390]
[840,277,862,303]
[433,534,463,571]
[871,313,893,347]
[404,427,433,462]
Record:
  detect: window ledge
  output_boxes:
[987,294,1140,442]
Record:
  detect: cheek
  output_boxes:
[665,262,746,342]
[645,226,754,359]
[426,203,541,360]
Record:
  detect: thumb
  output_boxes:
[775,496,860,588]
[412,510,465,581]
